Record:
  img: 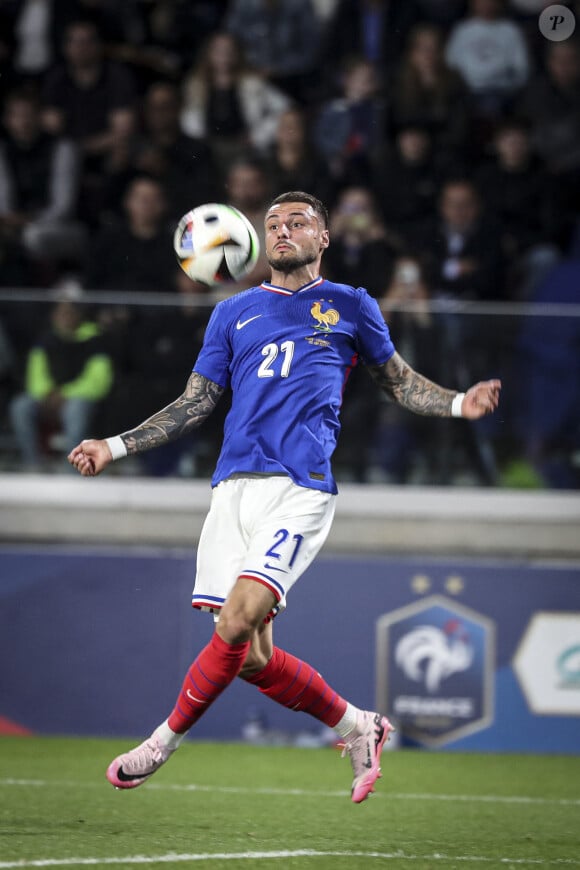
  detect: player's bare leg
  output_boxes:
[238,617,274,678]
[105,578,274,789]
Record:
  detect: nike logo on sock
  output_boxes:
[186,689,206,704]
[236,315,262,330]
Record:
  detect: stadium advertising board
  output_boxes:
[513,612,580,715]
[376,595,495,747]
[1,548,579,750]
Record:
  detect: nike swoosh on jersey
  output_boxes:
[236,314,263,330]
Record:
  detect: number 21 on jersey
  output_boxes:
[258,341,295,379]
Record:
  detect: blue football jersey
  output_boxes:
[193,276,395,494]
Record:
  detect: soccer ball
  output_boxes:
[174,202,260,286]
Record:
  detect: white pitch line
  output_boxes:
[2,850,580,869]
[1,778,579,807]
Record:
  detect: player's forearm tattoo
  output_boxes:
[120,373,224,455]
[368,352,455,417]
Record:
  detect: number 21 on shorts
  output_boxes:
[265,528,304,571]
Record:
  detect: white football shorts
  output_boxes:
[192,473,336,618]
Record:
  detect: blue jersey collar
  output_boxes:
[261,276,324,296]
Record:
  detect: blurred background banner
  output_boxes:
[1,545,579,753]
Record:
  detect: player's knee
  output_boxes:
[216,609,260,644]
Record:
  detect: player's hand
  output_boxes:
[67,439,113,476]
[460,380,502,420]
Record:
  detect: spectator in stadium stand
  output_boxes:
[223,156,272,288]
[518,38,580,174]
[87,2,181,92]
[475,118,560,300]
[142,0,230,74]
[373,125,447,237]
[445,0,530,121]
[517,39,580,250]
[106,81,219,224]
[0,90,86,282]
[377,253,498,486]
[518,39,580,248]
[9,294,114,472]
[407,177,506,300]
[180,31,292,170]
[510,243,580,489]
[313,56,386,189]
[321,0,421,85]
[104,267,222,478]
[41,18,137,225]
[9,0,55,86]
[388,23,472,159]
[84,175,175,293]
[374,256,444,483]
[321,185,401,482]
[224,0,322,103]
[6,0,154,89]
[264,107,335,207]
[322,185,400,298]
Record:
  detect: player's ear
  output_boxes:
[320,229,330,249]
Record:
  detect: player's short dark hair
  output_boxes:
[268,191,329,228]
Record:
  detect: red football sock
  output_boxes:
[168,632,250,734]
[244,646,347,728]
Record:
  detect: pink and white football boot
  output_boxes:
[342,711,394,803]
[106,728,175,789]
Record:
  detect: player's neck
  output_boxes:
[268,265,320,291]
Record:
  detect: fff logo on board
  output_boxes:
[376,595,495,747]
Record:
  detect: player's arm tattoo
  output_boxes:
[120,373,225,455]
[368,351,456,417]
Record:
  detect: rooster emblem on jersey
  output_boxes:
[310,300,340,333]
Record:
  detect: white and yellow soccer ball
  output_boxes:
[174,202,260,286]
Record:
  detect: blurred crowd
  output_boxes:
[0,0,579,487]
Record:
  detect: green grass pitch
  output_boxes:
[1,736,579,869]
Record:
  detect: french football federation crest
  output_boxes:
[310,300,340,333]
[376,595,495,747]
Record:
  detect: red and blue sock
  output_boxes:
[168,632,250,734]
[244,646,348,728]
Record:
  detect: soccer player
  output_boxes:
[69,191,501,802]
